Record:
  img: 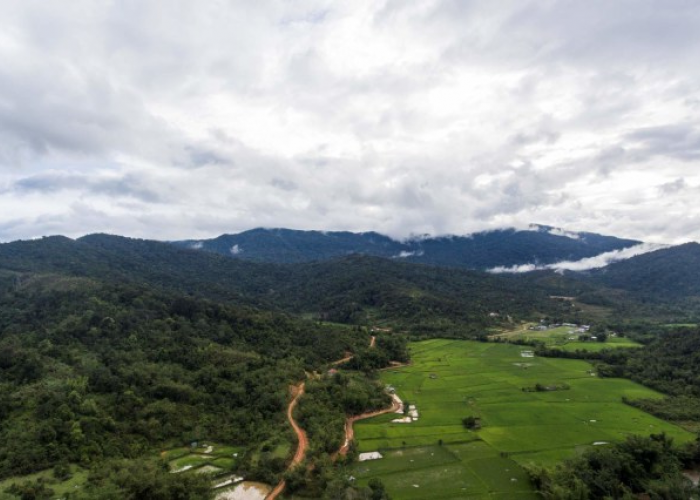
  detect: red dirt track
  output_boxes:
[266,382,307,500]
[337,394,401,457]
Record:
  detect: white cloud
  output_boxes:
[393,250,424,258]
[1,1,700,243]
[489,243,667,274]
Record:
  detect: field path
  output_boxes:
[266,382,307,500]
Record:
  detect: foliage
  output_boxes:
[540,326,700,397]
[625,396,700,423]
[528,434,696,499]
[346,335,409,372]
[0,277,366,479]
[297,373,390,456]
[0,236,585,335]
[72,458,212,500]
[461,416,479,429]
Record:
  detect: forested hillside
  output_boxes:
[0,235,581,335]
[577,326,700,425]
[0,274,373,478]
[590,242,700,300]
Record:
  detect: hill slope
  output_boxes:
[590,242,700,301]
[0,234,576,333]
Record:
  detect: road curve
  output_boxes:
[268,335,381,497]
[266,382,308,500]
[336,394,402,458]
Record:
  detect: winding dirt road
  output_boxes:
[267,335,382,497]
[266,382,308,500]
[336,394,402,458]
[330,336,376,367]
[333,335,408,458]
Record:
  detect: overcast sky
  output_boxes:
[1,0,700,243]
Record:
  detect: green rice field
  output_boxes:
[351,339,693,499]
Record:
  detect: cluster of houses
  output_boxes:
[394,407,419,424]
[391,404,419,424]
[384,385,419,424]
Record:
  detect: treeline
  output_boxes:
[538,327,700,396]
[529,433,699,499]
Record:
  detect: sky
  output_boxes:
[1,0,700,243]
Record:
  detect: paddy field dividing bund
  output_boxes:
[351,339,693,499]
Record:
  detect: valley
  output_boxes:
[0,228,700,499]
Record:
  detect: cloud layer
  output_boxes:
[489,243,668,274]
[2,1,700,243]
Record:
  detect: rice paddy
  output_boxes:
[351,339,693,499]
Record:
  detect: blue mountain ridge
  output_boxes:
[173,225,641,270]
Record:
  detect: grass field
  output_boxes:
[351,339,693,499]
[0,465,88,498]
[556,337,641,351]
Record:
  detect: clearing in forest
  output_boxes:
[351,339,693,499]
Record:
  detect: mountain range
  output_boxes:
[2,226,700,323]
[173,225,641,269]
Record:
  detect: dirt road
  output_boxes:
[330,336,376,367]
[329,353,353,366]
[336,393,402,458]
[266,382,308,500]
[268,335,383,497]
